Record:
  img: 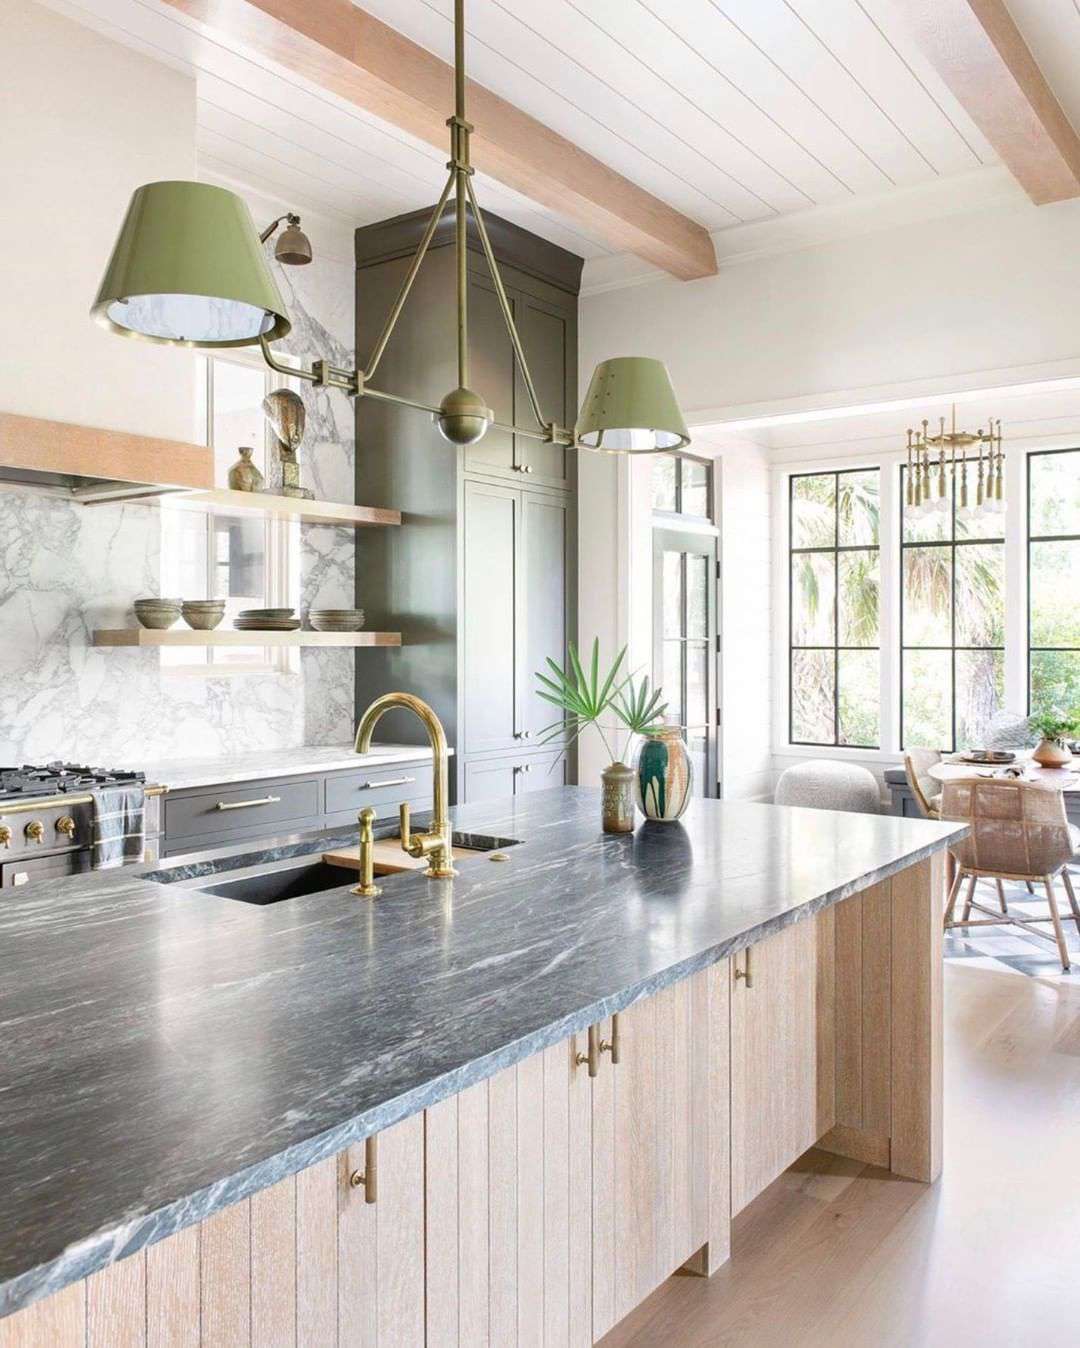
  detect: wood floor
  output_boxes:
[600,962,1080,1347]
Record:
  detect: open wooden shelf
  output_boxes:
[93,629,401,649]
[172,488,401,528]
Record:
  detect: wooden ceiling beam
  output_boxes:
[161,0,717,279]
[894,0,1080,204]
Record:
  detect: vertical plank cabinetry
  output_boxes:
[0,1118,425,1348]
[424,963,729,1346]
[729,911,836,1214]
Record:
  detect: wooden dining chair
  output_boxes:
[904,748,942,819]
[940,777,1080,972]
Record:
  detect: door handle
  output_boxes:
[575,1024,600,1077]
[214,795,281,811]
[734,946,753,988]
[348,1135,378,1204]
[599,1012,620,1064]
[358,776,416,790]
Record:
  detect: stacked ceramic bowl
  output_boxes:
[234,607,301,632]
[181,599,227,630]
[134,597,182,630]
[308,608,365,632]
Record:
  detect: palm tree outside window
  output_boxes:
[789,469,880,747]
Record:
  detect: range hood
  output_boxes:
[0,411,213,504]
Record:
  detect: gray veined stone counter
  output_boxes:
[0,787,963,1319]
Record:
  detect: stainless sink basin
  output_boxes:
[195,859,353,906]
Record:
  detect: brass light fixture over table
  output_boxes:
[904,405,1005,522]
[91,0,689,457]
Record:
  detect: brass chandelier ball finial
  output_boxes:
[436,386,492,446]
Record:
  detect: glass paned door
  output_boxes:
[653,527,719,797]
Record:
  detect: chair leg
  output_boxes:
[1044,875,1071,973]
[943,869,964,928]
[961,874,978,924]
[1061,869,1080,940]
[995,877,1009,914]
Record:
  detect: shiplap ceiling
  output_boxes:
[46,0,1019,264]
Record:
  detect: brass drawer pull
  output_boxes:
[575,1024,600,1078]
[599,1012,620,1064]
[359,776,416,790]
[349,1135,378,1204]
[734,946,753,988]
[214,795,281,812]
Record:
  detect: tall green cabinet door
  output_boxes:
[522,491,571,743]
[465,274,517,476]
[462,480,522,755]
[513,293,576,489]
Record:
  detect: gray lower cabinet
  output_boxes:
[162,760,433,855]
[463,750,568,802]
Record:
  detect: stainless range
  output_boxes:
[0,764,164,888]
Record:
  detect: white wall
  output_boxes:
[2,0,197,440]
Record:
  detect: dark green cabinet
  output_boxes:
[354,204,581,803]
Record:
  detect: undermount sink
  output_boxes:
[188,832,521,906]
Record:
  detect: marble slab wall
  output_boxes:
[0,238,357,765]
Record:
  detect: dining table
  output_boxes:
[928,753,1080,826]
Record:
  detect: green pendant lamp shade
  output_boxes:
[91,181,290,348]
[576,356,690,453]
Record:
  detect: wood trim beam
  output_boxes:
[895,0,1080,204]
[160,0,717,280]
[0,412,213,490]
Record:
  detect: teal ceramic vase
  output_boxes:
[634,728,692,821]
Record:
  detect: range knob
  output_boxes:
[25,820,45,844]
[0,823,11,849]
[56,815,77,840]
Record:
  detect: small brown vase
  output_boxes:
[227,446,265,493]
[1032,737,1072,768]
[601,760,635,834]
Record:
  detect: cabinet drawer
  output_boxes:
[2,850,92,889]
[165,778,320,843]
[324,766,426,816]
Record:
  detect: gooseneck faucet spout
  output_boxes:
[354,693,456,879]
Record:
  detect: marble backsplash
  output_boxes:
[0,238,358,766]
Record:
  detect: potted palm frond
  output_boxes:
[536,639,668,833]
[1028,709,1080,768]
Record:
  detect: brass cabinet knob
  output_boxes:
[734,946,753,988]
[25,820,45,844]
[599,1013,621,1064]
[348,1135,378,1204]
[56,815,77,839]
[575,1024,600,1078]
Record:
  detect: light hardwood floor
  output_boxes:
[601,962,1080,1347]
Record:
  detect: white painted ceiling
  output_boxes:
[45,0,1007,266]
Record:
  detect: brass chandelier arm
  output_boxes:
[464,174,550,436]
[363,170,456,384]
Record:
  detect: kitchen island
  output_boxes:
[0,788,962,1345]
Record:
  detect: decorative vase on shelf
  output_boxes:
[601,761,636,834]
[227,446,265,493]
[634,726,692,821]
[1032,737,1072,769]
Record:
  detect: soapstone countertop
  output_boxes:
[0,787,963,1318]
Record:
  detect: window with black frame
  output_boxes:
[789,469,880,747]
[900,463,1005,751]
[1028,448,1080,714]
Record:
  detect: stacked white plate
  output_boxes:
[308,608,365,632]
[234,607,301,631]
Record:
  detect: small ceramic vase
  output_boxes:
[227,446,265,493]
[1032,737,1072,769]
[601,761,635,834]
[634,727,693,821]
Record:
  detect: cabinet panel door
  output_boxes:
[522,492,569,743]
[730,912,836,1215]
[424,1036,592,1347]
[462,480,521,755]
[463,757,520,803]
[514,297,572,487]
[592,968,720,1339]
[465,276,516,476]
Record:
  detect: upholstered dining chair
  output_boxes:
[940,777,1080,972]
[904,748,942,819]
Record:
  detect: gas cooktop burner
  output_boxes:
[0,762,146,800]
